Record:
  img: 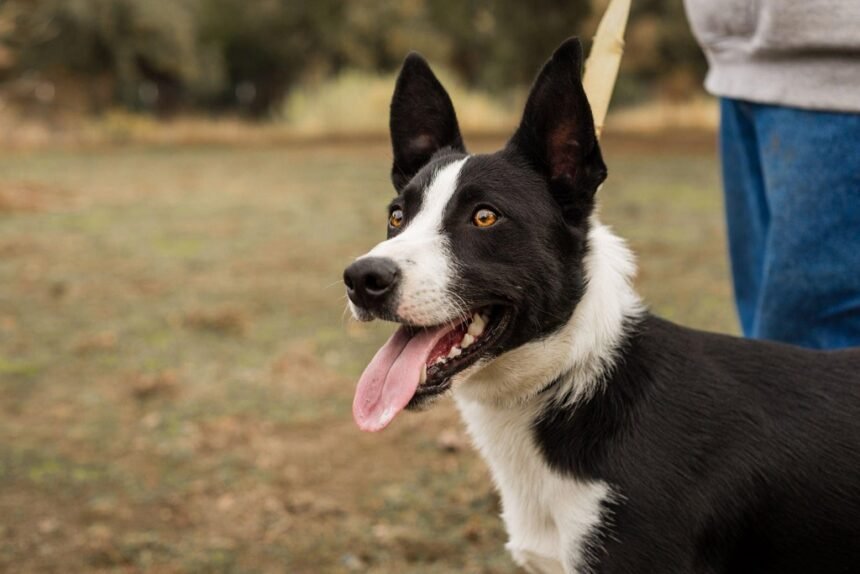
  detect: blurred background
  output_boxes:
[0,1,735,572]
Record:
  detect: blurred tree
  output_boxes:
[622,0,707,102]
[0,0,705,115]
[424,0,592,89]
[3,0,207,113]
[486,0,593,88]
[424,0,494,85]
[198,0,344,117]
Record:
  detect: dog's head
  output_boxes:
[344,38,607,431]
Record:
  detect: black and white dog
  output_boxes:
[343,38,860,573]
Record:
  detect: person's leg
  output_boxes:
[719,99,770,336]
[752,104,860,348]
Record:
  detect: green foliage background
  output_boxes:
[0,0,705,116]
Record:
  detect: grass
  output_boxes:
[0,132,735,573]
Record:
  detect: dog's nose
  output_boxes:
[343,257,400,310]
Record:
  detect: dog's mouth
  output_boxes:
[414,305,513,402]
[352,305,513,432]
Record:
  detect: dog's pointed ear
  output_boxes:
[390,53,465,192]
[507,38,607,219]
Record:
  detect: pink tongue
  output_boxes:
[353,324,451,432]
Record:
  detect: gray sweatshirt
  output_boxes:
[683,0,860,112]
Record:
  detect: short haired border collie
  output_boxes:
[343,38,860,574]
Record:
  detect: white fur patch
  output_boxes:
[350,157,469,325]
[455,395,613,574]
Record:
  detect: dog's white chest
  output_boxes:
[455,395,611,574]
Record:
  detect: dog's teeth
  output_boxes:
[434,357,446,366]
[419,365,427,385]
[468,314,485,337]
[447,347,462,359]
[461,333,475,348]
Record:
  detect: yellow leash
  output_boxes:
[582,0,631,139]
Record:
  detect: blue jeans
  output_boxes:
[720,98,860,349]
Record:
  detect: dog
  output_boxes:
[342,38,860,573]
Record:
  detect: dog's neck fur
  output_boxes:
[454,213,643,409]
[453,214,641,573]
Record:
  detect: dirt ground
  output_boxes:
[0,132,736,573]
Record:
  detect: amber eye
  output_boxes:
[472,208,498,228]
[389,208,404,229]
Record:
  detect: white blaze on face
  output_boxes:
[352,157,468,326]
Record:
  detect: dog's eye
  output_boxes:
[472,208,498,228]
[389,209,404,229]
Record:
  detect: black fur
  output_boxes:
[447,153,589,354]
[508,38,607,226]
[389,53,466,192]
[535,316,860,573]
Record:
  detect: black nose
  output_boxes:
[343,257,400,310]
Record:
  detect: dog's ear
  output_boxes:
[507,38,607,221]
[390,53,465,192]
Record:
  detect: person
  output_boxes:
[682,0,860,349]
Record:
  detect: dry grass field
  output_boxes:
[0,131,735,573]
